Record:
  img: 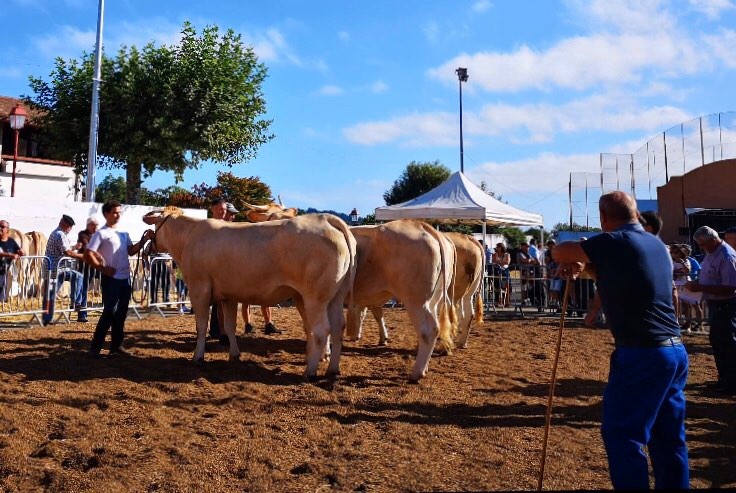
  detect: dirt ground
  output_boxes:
[0,307,733,492]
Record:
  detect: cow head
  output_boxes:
[142,207,183,253]
[242,202,298,223]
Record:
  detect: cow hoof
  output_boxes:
[304,373,319,383]
[229,353,241,362]
[407,377,422,385]
[325,370,341,380]
[378,341,388,347]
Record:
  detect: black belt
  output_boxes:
[615,336,682,348]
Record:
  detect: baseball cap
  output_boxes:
[226,203,239,214]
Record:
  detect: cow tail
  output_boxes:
[472,238,485,324]
[326,215,357,309]
[421,223,455,354]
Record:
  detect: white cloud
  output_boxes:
[370,80,389,93]
[688,0,736,19]
[338,31,350,42]
[703,29,736,68]
[318,85,344,96]
[565,0,675,33]
[422,20,440,44]
[32,25,96,59]
[428,31,710,92]
[343,112,456,147]
[248,27,303,66]
[471,1,492,13]
[344,94,692,146]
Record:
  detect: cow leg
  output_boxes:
[325,296,346,377]
[407,306,439,383]
[303,306,330,380]
[191,295,211,362]
[456,297,474,348]
[221,300,241,361]
[344,305,364,342]
[369,306,389,346]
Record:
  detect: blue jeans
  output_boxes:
[90,276,131,352]
[42,269,84,324]
[602,343,689,489]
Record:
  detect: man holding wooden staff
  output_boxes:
[553,191,689,490]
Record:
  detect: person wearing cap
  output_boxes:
[224,202,239,221]
[221,204,282,335]
[43,214,86,325]
[208,198,228,342]
[75,216,101,322]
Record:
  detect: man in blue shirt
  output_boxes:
[553,191,689,490]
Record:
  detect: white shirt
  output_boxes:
[88,225,133,280]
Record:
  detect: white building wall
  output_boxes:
[0,158,77,201]
[0,197,207,244]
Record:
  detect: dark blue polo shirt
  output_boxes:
[581,223,680,342]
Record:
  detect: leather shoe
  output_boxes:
[86,350,102,359]
[218,335,230,346]
[264,322,282,335]
[77,317,89,323]
[244,323,255,334]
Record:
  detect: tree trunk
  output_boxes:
[126,162,142,204]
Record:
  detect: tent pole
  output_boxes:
[482,222,487,315]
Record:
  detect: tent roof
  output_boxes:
[374,171,543,227]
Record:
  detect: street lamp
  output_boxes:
[349,208,359,225]
[8,104,27,198]
[455,67,469,173]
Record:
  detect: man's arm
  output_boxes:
[127,230,154,256]
[552,241,592,279]
[83,249,115,277]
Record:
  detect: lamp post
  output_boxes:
[8,104,27,198]
[349,208,360,226]
[455,67,469,173]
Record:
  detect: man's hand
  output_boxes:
[101,266,116,277]
[142,229,155,241]
[558,262,585,280]
[584,311,597,328]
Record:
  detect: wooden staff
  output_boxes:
[537,274,573,491]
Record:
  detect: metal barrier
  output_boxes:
[0,255,50,326]
[484,263,597,318]
[146,254,190,317]
[0,252,191,327]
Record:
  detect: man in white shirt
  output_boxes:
[83,200,153,358]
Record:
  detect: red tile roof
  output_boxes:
[0,96,44,123]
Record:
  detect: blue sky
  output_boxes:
[3,0,736,228]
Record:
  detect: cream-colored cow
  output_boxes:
[142,208,356,379]
[356,231,484,349]
[344,220,456,382]
[241,200,298,223]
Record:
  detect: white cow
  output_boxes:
[143,208,356,379]
[344,220,456,382]
[356,231,484,349]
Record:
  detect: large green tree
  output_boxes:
[383,160,451,205]
[26,21,273,204]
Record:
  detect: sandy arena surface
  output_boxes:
[0,307,734,492]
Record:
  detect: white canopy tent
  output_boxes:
[375,171,544,311]
[375,171,543,226]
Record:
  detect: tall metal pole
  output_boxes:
[459,77,465,173]
[455,67,468,174]
[86,0,105,203]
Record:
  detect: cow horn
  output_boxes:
[278,195,284,207]
[242,202,270,212]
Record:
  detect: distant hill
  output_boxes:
[299,208,352,223]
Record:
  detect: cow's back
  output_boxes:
[352,220,443,306]
[173,213,352,306]
[445,232,483,303]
